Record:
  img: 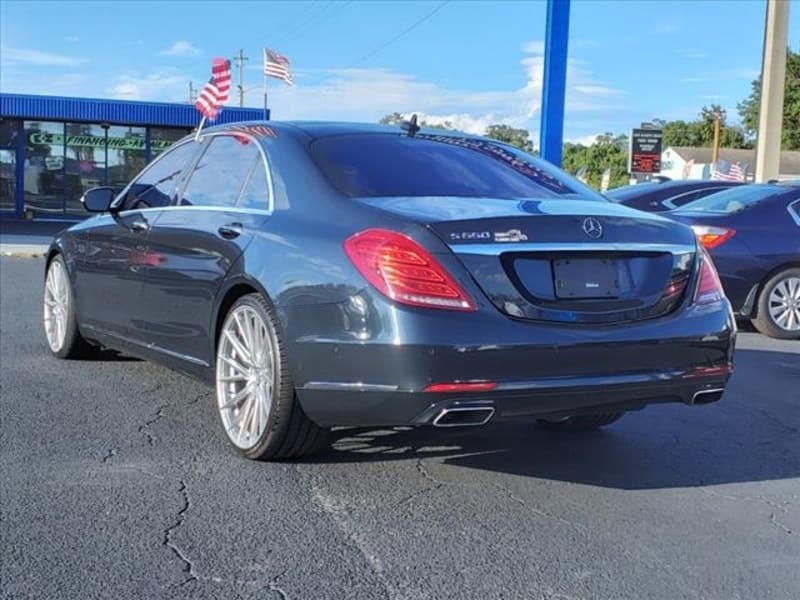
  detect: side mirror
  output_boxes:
[81,186,116,213]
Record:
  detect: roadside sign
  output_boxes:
[629,128,663,174]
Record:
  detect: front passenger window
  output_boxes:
[119,141,198,211]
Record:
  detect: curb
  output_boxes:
[0,245,48,258]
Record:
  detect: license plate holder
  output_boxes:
[553,258,619,299]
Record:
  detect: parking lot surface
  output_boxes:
[1,256,798,600]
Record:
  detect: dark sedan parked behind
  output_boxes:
[670,183,800,339]
[43,122,735,460]
[608,179,744,212]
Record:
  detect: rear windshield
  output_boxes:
[672,184,790,215]
[310,133,606,201]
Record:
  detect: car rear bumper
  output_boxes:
[288,298,736,427]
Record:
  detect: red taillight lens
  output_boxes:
[691,225,736,250]
[424,381,497,393]
[344,228,477,311]
[693,251,725,305]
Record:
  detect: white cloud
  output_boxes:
[246,41,625,140]
[64,36,80,43]
[680,76,708,83]
[567,133,604,146]
[1,46,88,66]
[107,69,190,102]
[159,40,201,57]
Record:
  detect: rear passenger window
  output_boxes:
[238,156,270,210]
[181,135,259,207]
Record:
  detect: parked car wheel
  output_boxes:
[537,412,625,431]
[215,293,329,460]
[43,255,96,359]
[751,268,800,340]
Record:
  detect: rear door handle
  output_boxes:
[218,222,243,239]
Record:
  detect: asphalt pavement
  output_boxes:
[1,256,798,600]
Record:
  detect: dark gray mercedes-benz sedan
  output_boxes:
[43,121,736,460]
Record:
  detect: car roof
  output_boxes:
[200,120,499,144]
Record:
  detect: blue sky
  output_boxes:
[1,0,798,144]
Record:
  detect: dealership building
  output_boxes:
[0,93,266,221]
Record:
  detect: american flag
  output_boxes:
[195,58,232,120]
[264,48,293,85]
[711,159,746,182]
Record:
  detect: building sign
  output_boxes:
[28,132,172,151]
[629,128,663,174]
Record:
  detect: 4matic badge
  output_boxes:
[494,229,528,243]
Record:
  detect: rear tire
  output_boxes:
[537,412,624,431]
[215,293,329,460]
[751,268,800,340]
[43,255,96,359]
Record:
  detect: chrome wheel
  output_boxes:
[216,305,275,450]
[768,276,800,332]
[44,260,69,352]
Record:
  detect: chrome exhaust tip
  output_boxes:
[691,388,725,405]
[432,406,495,427]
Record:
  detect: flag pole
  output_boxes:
[268,47,269,121]
[195,115,207,141]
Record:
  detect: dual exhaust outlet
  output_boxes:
[432,405,495,427]
[431,387,724,427]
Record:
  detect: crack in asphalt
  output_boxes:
[164,480,198,587]
[138,404,169,446]
[491,482,587,534]
[701,489,798,536]
[101,448,117,463]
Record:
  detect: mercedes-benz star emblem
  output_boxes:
[582,217,603,239]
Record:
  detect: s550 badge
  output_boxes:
[449,231,492,241]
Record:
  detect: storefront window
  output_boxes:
[0,150,15,212]
[0,119,20,147]
[64,123,109,217]
[24,121,66,218]
[106,125,146,199]
[150,127,191,158]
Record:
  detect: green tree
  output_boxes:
[562,133,629,190]
[738,47,800,150]
[484,124,534,152]
[660,105,747,149]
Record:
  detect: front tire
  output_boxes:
[537,412,625,431]
[215,293,328,460]
[751,268,800,340]
[43,255,95,359]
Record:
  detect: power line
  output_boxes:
[300,0,450,88]
[286,1,354,46]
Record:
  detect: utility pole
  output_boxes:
[188,81,196,104]
[711,111,722,165]
[755,0,790,182]
[234,49,249,108]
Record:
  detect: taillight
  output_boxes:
[691,225,736,250]
[424,381,497,393]
[693,250,725,305]
[344,228,477,311]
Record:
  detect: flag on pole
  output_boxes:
[195,58,232,120]
[711,159,746,182]
[264,48,294,85]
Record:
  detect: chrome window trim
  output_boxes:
[114,205,272,217]
[788,199,800,227]
[454,242,697,255]
[112,130,275,216]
